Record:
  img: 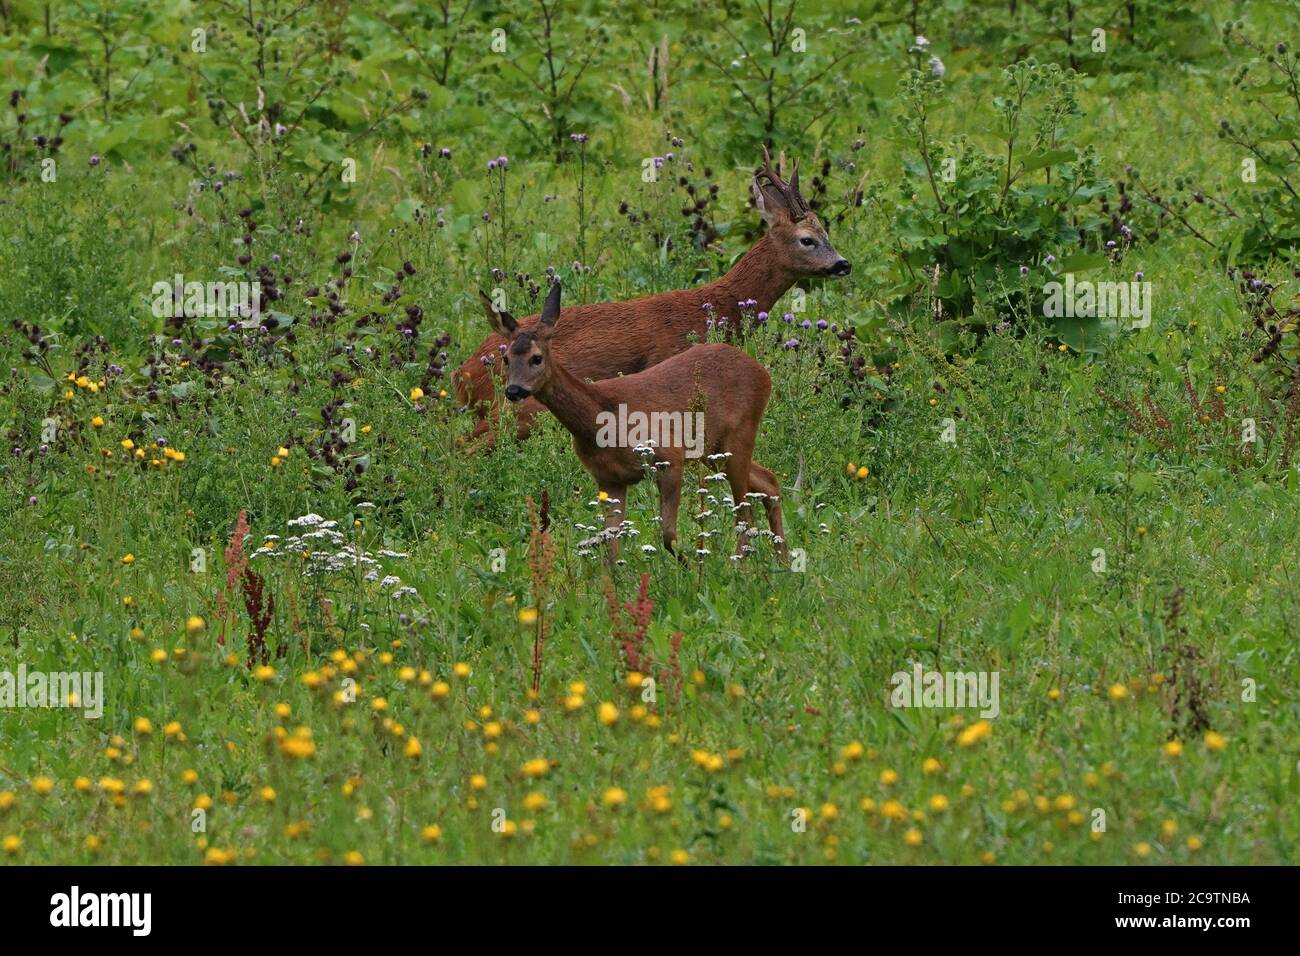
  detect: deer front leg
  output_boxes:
[513,397,546,440]
[600,485,627,566]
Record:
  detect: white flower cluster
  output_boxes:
[250,513,420,601]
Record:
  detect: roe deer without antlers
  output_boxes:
[456,147,849,450]
[484,281,786,562]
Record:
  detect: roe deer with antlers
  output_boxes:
[456,147,848,449]
[484,281,786,562]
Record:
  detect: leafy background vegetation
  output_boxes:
[0,0,1297,864]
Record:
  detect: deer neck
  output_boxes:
[535,361,608,446]
[699,234,795,322]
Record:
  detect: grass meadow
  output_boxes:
[0,0,1297,865]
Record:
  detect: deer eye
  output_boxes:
[799,236,816,247]
[530,355,543,366]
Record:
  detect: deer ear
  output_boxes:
[752,176,791,226]
[537,281,562,338]
[479,289,517,337]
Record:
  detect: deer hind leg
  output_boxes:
[748,462,787,560]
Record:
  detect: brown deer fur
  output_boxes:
[455,148,849,449]
[485,282,786,562]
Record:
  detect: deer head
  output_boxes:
[481,281,562,403]
[753,146,851,279]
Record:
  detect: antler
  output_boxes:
[757,145,810,221]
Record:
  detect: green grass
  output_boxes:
[0,0,1297,865]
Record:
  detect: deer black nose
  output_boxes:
[505,384,529,402]
[829,259,852,276]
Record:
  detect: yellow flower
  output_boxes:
[521,758,550,779]
[669,848,689,865]
[1204,730,1227,753]
[279,727,316,759]
[133,717,153,736]
[343,850,365,866]
[405,736,423,759]
[2,835,21,855]
[1186,835,1203,851]
[453,662,471,679]
[928,794,949,813]
[518,607,538,625]
[185,615,205,635]
[1134,841,1152,859]
[598,702,619,726]
[421,824,443,844]
[903,828,924,847]
[90,416,104,428]
[841,740,865,761]
[468,774,488,791]
[879,768,898,785]
[956,720,992,746]
[31,776,55,796]
[431,680,450,700]
[522,791,547,812]
[856,466,869,479]
[409,387,424,401]
[921,757,942,775]
[602,787,628,808]
[880,800,907,821]
[121,553,135,565]
[180,769,198,785]
[260,787,276,803]
[1161,740,1183,758]
[1107,683,1129,702]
